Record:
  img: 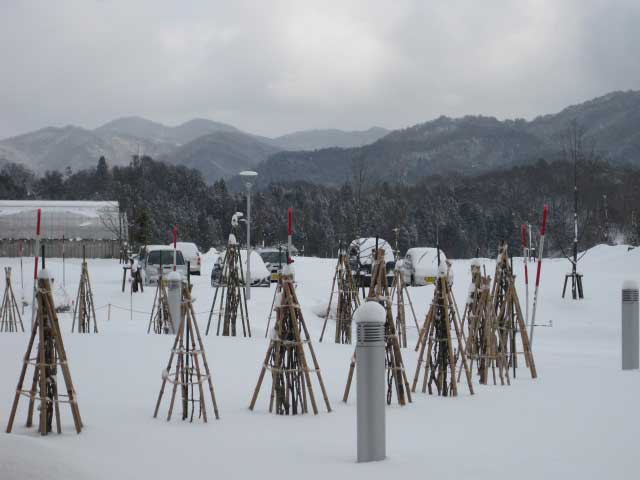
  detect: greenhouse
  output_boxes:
[0,200,126,258]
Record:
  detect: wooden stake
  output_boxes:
[343,249,411,405]
[6,272,82,435]
[413,270,474,396]
[206,239,251,337]
[154,283,219,422]
[71,254,98,333]
[0,267,24,332]
[250,273,331,415]
[320,249,360,344]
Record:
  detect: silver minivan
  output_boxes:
[140,245,188,284]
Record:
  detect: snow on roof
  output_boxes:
[145,245,176,251]
[349,237,395,263]
[0,200,121,240]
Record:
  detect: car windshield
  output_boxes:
[260,251,283,264]
[148,250,185,266]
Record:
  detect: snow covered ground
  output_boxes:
[1,245,639,479]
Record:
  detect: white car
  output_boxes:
[211,249,271,287]
[401,247,447,286]
[173,242,202,275]
[140,245,188,284]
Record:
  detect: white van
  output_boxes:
[173,242,202,275]
[401,247,447,286]
[348,237,395,287]
[140,245,188,284]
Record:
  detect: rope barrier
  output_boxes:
[100,303,212,317]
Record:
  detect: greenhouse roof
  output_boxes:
[0,200,121,240]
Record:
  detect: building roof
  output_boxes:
[0,200,121,240]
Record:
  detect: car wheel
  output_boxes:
[411,274,415,287]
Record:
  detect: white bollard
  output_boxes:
[621,280,639,370]
[355,301,386,463]
[167,271,182,333]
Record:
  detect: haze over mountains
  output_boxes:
[1,90,639,186]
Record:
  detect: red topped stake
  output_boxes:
[530,204,549,344]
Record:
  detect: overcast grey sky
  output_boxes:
[1,0,639,139]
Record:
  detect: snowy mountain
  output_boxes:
[271,127,389,151]
[0,125,176,173]
[252,90,640,186]
[95,116,239,144]
[2,90,639,182]
[0,117,386,178]
[162,130,282,181]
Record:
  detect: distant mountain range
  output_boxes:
[0,117,237,174]
[248,90,640,187]
[1,90,639,186]
[0,116,390,181]
[271,127,389,151]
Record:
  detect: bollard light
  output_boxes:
[621,280,639,370]
[355,301,386,463]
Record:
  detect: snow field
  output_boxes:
[0,246,639,479]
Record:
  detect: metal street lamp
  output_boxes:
[240,170,258,300]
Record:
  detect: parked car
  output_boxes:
[258,247,286,282]
[348,237,395,287]
[211,249,271,287]
[139,245,188,284]
[400,247,447,286]
[172,242,202,275]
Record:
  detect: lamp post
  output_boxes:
[240,170,258,300]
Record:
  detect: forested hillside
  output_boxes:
[250,91,640,187]
[1,156,638,258]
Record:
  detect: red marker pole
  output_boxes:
[287,208,293,264]
[522,224,529,325]
[31,208,42,327]
[529,205,548,345]
[173,225,178,272]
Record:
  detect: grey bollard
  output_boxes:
[355,301,386,463]
[621,280,639,370]
[167,271,182,333]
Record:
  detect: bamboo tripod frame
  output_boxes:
[319,251,360,344]
[250,274,332,415]
[6,273,83,435]
[389,267,420,348]
[343,249,412,406]
[147,277,174,335]
[413,273,474,396]
[71,260,98,333]
[154,283,220,422]
[1,267,24,333]
[491,243,537,379]
[206,242,251,337]
[460,262,483,333]
[464,273,509,385]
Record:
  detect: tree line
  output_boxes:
[1,155,639,259]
